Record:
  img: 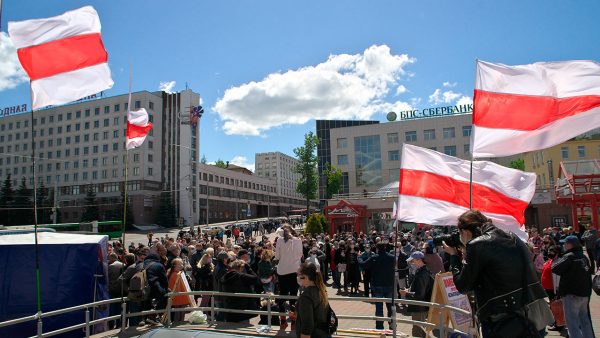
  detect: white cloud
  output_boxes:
[159,81,176,93]
[395,85,407,96]
[442,81,457,88]
[456,95,473,106]
[428,88,462,105]
[230,156,255,172]
[0,32,28,91]
[214,45,415,136]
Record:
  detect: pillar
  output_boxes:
[571,203,578,230]
[592,199,599,231]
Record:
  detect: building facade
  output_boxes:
[255,151,304,203]
[316,120,379,206]
[0,89,201,226]
[197,163,308,224]
[326,113,473,195]
[523,138,600,228]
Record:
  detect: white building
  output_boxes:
[0,89,201,225]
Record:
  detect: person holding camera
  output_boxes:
[442,210,548,338]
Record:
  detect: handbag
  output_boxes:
[549,299,565,327]
[337,263,347,273]
[593,268,600,296]
[523,298,554,331]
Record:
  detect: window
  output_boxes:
[94,120,99,128]
[85,122,90,129]
[85,109,91,117]
[92,171,98,179]
[76,110,81,118]
[336,138,349,149]
[578,145,586,158]
[67,112,72,120]
[388,150,400,161]
[113,117,119,126]
[561,147,569,159]
[104,106,110,114]
[104,119,109,127]
[149,102,154,110]
[148,154,153,162]
[443,127,455,139]
[93,133,99,141]
[405,131,417,142]
[387,133,399,144]
[337,154,348,165]
[464,144,470,154]
[354,135,382,186]
[103,144,108,152]
[133,167,140,176]
[444,145,457,156]
[424,129,436,140]
[462,126,472,137]
[113,143,119,151]
[135,100,141,109]
[148,167,153,176]
[114,104,120,112]
[148,141,153,149]
[134,153,140,162]
[113,130,119,138]
[103,131,108,139]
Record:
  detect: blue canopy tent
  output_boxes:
[0,232,109,337]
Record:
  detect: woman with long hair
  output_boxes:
[295,262,331,338]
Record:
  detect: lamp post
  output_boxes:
[170,143,198,229]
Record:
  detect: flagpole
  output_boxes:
[29,87,43,333]
[391,218,399,337]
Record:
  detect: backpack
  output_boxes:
[128,265,151,302]
[325,304,338,334]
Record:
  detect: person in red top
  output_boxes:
[540,245,564,331]
[232,226,240,240]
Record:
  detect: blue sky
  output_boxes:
[1,1,600,171]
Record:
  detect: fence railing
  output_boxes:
[0,291,473,338]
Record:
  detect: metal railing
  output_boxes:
[0,291,473,338]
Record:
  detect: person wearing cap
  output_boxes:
[360,242,396,330]
[358,244,375,297]
[400,251,433,338]
[552,235,595,338]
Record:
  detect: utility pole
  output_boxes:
[52,179,58,224]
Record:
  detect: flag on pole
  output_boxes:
[190,105,203,127]
[397,144,536,239]
[8,6,113,110]
[126,108,152,150]
[472,60,600,158]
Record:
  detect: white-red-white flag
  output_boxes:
[8,6,113,110]
[397,144,536,239]
[472,60,600,158]
[126,109,152,150]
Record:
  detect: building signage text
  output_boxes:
[1,104,28,117]
[388,103,473,121]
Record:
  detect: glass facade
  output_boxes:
[354,135,382,187]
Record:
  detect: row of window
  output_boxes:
[0,153,154,172]
[1,167,152,186]
[0,117,155,143]
[0,100,154,132]
[0,140,154,161]
[336,126,472,149]
[337,144,470,165]
[200,172,275,193]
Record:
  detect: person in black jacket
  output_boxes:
[213,251,231,321]
[360,242,395,330]
[143,253,168,325]
[220,259,259,322]
[552,235,595,338]
[444,210,548,338]
[400,251,433,338]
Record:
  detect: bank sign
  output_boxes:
[387,103,473,121]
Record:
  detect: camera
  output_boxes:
[432,230,462,248]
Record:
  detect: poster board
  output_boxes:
[180,273,197,307]
[427,272,476,336]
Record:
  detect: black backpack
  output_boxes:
[325,304,338,334]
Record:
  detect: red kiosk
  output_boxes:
[555,160,600,232]
[324,200,367,235]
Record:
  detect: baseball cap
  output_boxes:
[407,251,425,263]
[560,235,580,246]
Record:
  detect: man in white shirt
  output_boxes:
[275,225,303,329]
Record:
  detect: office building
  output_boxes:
[0,89,201,225]
[255,151,304,202]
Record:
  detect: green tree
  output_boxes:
[214,159,228,168]
[156,191,177,227]
[304,213,324,235]
[0,174,16,225]
[200,155,208,164]
[324,163,343,199]
[36,182,52,224]
[294,132,319,217]
[509,158,525,171]
[14,177,33,225]
[81,186,99,222]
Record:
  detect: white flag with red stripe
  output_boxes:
[472,60,600,158]
[126,109,152,150]
[397,144,536,239]
[8,6,113,110]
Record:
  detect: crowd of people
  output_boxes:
[104,215,598,338]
